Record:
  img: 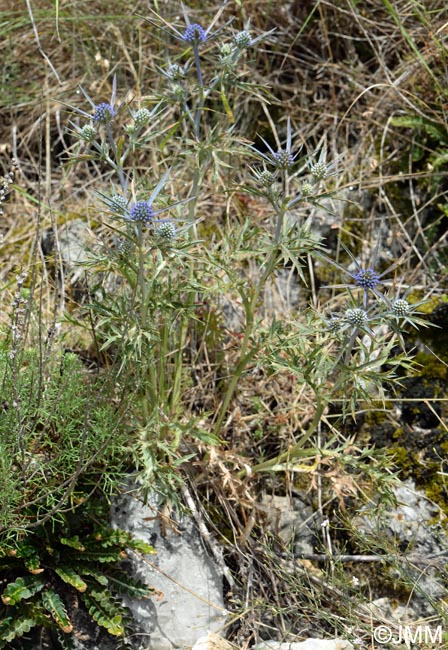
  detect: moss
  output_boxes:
[406,292,448,314]
[358,347,448,519]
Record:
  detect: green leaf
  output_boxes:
[107,573,154,599]
[127,538,156,555]
[1,575,45,606]
[82,589,125,636]
[60,536,86,551]
[55,567,87,592]
[76,549,126,563]
[0,616,38,643]
[75,566,109,586]
[91,528,130,548]
[220,82,234,123]
[11,542,42,573]
[41,589,73,633]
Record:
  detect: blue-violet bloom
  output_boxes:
[252,117,302,170]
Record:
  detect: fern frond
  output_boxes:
[81,589,125,636]
[91,528,131,548]
[11,542,43,573]
[127,538,156,555]
[1,575,45,606]
[56,567,87,592]
[60,536,86,551]
[77,549,127,563]
[0,616,38,643]
[41,589,73,633]
[75,566,109,586]
[107,572,154,599]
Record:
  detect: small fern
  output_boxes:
[1,576,45,607]
[0,496,156,647]
[41,590,73,633]
[55,567,87,593]
[82,589,125,636]
[0,617,38,644]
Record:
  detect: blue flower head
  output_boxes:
[93,102,115,124]
[251,117,301,171]
[122,169,194,230]
[130,201,154,225]
[321,241,400,309]
[273,149,295,170]
[152,2,224,45]
[354,268,380,290]
[76,75,120,125]
[182,23,207,43]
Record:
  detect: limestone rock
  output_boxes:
[111,488,227,650]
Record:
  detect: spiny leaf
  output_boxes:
[55,567,87,592]
[41,589,73,633]
[1,575,45,606]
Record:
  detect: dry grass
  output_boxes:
[1,0,447,645]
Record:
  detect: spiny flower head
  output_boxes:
[75,75,120,126]
[156,222,177,240]
[234,30,252,48]
[79,124,97,142]
[258,170,276,187]
[166,63,186,80]
[130,201,154,225]
[220,43,233,57]
[301,181,313,197]
[93,102,115,124]
[345,308,368,326]
[392,298,410,317]
[182,23,207,43]
[110,194,128,213]
[321,240,395,309]
[327,317,343,333]
[114,236,135,255]
[273,149,295,170]
[251,117,301,171]
[309,161,328,181]
[134,108,151,128]
[354,268,380,290]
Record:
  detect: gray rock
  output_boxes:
[354,479,447,615]
[260,494,315,555]
[111,488,227,650]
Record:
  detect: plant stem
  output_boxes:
[212,211,284,440]
[237,399,327,478]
